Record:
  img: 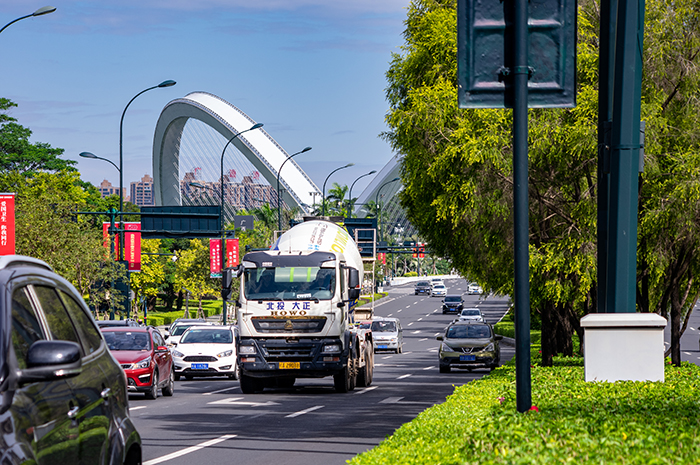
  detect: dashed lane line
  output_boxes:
[144,434,237,465]
[397,374,412,379]
[354,386,379,395]
[202,386,240,396]
[286,405,324,418]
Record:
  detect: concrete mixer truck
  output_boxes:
[235,219,374,393]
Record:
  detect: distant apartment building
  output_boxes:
[130,174,155,207]
[180,170,279,211]
[98,179,126,199]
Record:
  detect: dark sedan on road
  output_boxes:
[442,295,464,314]
[0,255,141,465]
[414,280,432,295]
[437,321,502,372]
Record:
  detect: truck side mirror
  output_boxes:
[348,268,361,300]
[222,268,234,301]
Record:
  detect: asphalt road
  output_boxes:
[128,277,512,465]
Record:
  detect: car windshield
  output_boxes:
[172,325,196,336]
[416,281,430,287]
[434,285,445,289]
[461,309,481,316]
[371,320,397,332]
[445,296,462,302]
[103,331,151,351]
[181,328,233,344]
[446,325,491,339]
[244,267,335,300]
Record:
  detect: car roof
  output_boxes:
[445,294,462,298]
[0,255,53,271]
[100,326,150,332]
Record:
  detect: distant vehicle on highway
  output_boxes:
[102,325,175,399]
[96,318,141,328]
[370,317,404,353]
[171,325,239,380]
[468,283,483,295]
[431,283,447,297]
[431,278,445,288]
[442,295,464,314]
[437,321,502,373]
[165,320,213,347]
[0,255,141,464]
[458,308,484,322]
[414,280,432,295]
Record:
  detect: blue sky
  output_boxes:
[0,0,409,197]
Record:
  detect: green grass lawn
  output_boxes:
[350,346,700,464]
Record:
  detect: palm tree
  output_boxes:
[326,182,349,216]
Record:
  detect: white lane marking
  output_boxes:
[203,386,240,396]
[412,330,421,334]
[397,374,412,379]
[380,397,404,404]
[423,366,433,370]
[354,386,379,395]
[387,313,394,317]
[398,309,403,313]
[130,406,147,411]
[406,305,412,308]
[419,338,428,341]
[286,405,324,418]
[427,348,438,353]
[207,397,280,407]
[408,322,414,326]
[417,318,423,321]
[684,352,692,356]
[433,309,438,313]
[374,363,384,366]
[382,355,393,359]
[375,298,395,308]
[434,333,441,336]
[143,434,237,465]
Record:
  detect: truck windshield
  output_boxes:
[244,267,336,300]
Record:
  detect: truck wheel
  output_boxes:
[357,348,373,387]
[333,366,355,392]
[240,374,264,394]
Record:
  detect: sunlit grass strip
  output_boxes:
[349,360,700,464]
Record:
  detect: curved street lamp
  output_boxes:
[119,80,176,261]
[219,122,263,325]
[347,170,377,217]
[0,6,56,35]
[375,177,400,242]
[276,146,312,231]
[322,163,354,216]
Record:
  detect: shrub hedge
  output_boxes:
[349,357,700,464]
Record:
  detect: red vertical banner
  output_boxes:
[124,222,141,272]
[102,222,120,257]
[210,238,222,277]
[0,194,16,255]
[226,238,239,268]
[378,252,386,265]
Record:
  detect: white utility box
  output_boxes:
[580,313,667,382]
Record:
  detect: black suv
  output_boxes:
[0,256,141,464]
[414,280,432,295]
[442,295,464,314]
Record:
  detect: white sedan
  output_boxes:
[431,284,447,297]
[171,325,239,380]
[458,308,484,322]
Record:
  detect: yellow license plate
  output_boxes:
[279,362,300,369]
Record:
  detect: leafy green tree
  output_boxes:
[174,239,218,319]
[130,239,167,315]
[0,99,76,174]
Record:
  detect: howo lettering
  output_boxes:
[235,219,374,393]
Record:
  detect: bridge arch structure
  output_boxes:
[152,91,320,214]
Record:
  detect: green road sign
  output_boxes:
[457,0,577,108]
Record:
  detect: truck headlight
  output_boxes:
[239,346,256,355]
[134,356,152,369]
[217,350,233,358]
[322,344,341,354]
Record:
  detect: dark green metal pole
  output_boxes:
[597,0,617,313]
[605,0,644,313]
[513,0,532,413]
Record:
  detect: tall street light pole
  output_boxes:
[0,6,56,35]
[375,177,400,242]
[347,170,376,217]
[219,122,264,325]
[276,146,312,231]
[322,163,354,216]
[119,80,176,262]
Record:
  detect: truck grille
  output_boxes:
[252,317,326,334]
[262,344,316,362]
[183,355,217,362]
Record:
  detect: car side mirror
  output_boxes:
[19,340,82,386]
[156,346,169,352]
[495,335,503,341]
[163,333,169,340]
[436,336,444,341]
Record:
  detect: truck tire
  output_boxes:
[240,374,264,394]
[334,365,353,393]
[356,347,373,387]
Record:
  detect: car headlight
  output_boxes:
[171,350,184,358]
[482,343,495,352]
[239,346,256,354]
[440,342,453,352]
[217,350,233,358]
[134,356,152,369]
[322,344,342,354]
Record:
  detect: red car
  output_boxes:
[102,326,175,399]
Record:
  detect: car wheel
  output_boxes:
[162,369,175,396]
[439,364,451,373]
[228,363,241,380]
[145,371,158,399]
